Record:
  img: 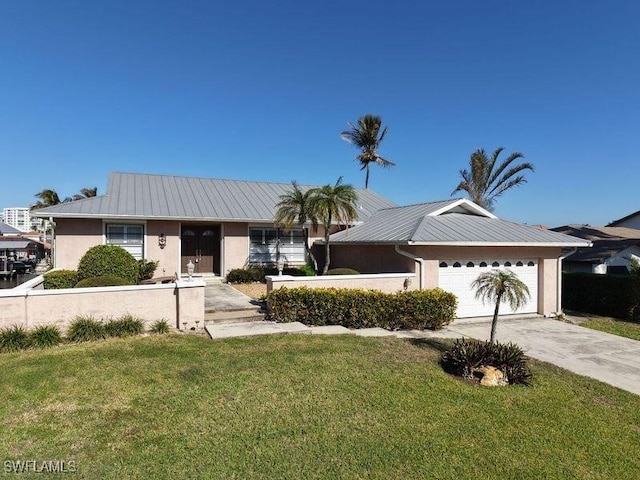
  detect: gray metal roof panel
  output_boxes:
[0,240,31,249]
[331,209,591,246]
[0,222,22,235]
[32,172,398,222]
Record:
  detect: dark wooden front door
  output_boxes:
[181,225,221,275]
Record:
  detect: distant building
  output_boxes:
[2,207,42,232]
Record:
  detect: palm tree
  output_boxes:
[451,147,534,211]
[341,114,395,189]
[72,187,98,201]
[31,189,62,210]
[274,181,318,272]
[471,269,530,344]
[309,177,358,274]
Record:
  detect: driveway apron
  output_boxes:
[446,316,640,395]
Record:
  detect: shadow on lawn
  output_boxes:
[406,337,453,354]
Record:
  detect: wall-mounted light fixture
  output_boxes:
[158,233,166,249]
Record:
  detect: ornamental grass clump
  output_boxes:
[67,316,106,343]
[104,315,144,337]
[29,325,62,349]
[0,325,30,353]
[150,319,170,334]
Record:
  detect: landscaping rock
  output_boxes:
[474,366,507,386]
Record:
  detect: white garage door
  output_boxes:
[438,259,538,318]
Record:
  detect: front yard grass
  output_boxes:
[2,334,640,479]
[581,316,640,341]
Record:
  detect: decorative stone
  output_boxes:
[474,366,508,386]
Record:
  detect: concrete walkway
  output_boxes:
[203,278,258,312]
[205,316,640,395]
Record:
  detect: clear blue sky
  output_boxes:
[1,0,638,227]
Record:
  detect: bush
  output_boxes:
[563,273,640,321]
[104,315,144,337]
[0,325,29,352]
[151,319,170,334]
[440,339,532,386]
[67,316,106,342]
[227,266,314,283]
[75,276,134,288]
[325,268,360,275]
[138,259,159,283]
[43,270,78,290]
[29,325,62,349]
[77,245,139,285]
[265,287,456,330]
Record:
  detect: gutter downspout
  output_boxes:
[395,245,424,289]
[556,247,577,315]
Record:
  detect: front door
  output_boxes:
[181,225,221,275]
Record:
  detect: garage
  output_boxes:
[438,259,539,318]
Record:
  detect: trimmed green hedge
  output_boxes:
[43,270,78,290]
[563,272,640,321]
[325,268,360,275]
[77,245,139,285]
[227,265,315,283]
[265,287,456,330]
[75,276,134,288]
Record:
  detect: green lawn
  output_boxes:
[581,316,640,341]
[1,334,640,479]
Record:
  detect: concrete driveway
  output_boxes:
[446,316,640,395]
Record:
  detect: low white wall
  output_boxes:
[266,273,418,293]
[0,277,205,332]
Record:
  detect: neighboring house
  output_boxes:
[328,199,589,317]
[0,221,22,236]
[32,172,395,277]
[608,210,640,230]
[550,225,640,274]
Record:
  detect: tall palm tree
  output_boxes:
[341,114,395,189]
[471,269,530,344]
[31,189,62,210]
[309,177,358,274]
[451,147,534,211]
[72,187,98,201]
[274,181,318,272]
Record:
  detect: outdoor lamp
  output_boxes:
[158,233,166,249]
[187,260,194,281]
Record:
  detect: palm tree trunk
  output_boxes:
[303,230,318,273]
[365,165,370,189]
[490,292,502,344]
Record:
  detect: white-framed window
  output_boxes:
[249,227,305,264]
[106,224,144,259]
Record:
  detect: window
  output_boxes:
[249,227,305,264]
[527,261,535,267]
[106,224,144,259]
[516,261,524,267]
[480,262,487,267]
[492,261,499,267]
[453,262,461,268]
[504,261,512,267]
[466,262,474,267]
[439,262,448,268]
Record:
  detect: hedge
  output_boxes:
[227,265,315,283]
[563,272,640,321]
[43,270,78,290]
[77,245,139,285]
[265,287,457,330]
[75,276,134,288]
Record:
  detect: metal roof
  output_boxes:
[0,241,31,249]
[330,201,591,247]
[0,222,22,235]
[551,225,640,262]
[32,172,397,222]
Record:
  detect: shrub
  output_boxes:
[151,319,170,334]
[104,315,144,337]
[227,266,314,283]
[325,268,360,275]
[29,325,62,349]
[0,325,29,352]
[440,339,532,386]
[67,316,106,342]
[76,245,139,285]
[138,259,159,283]
[75,276,134,288]
[563,272,640,321]
[43,270,78,290]
[265,287,456,330]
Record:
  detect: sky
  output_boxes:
[1,0,638,227]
